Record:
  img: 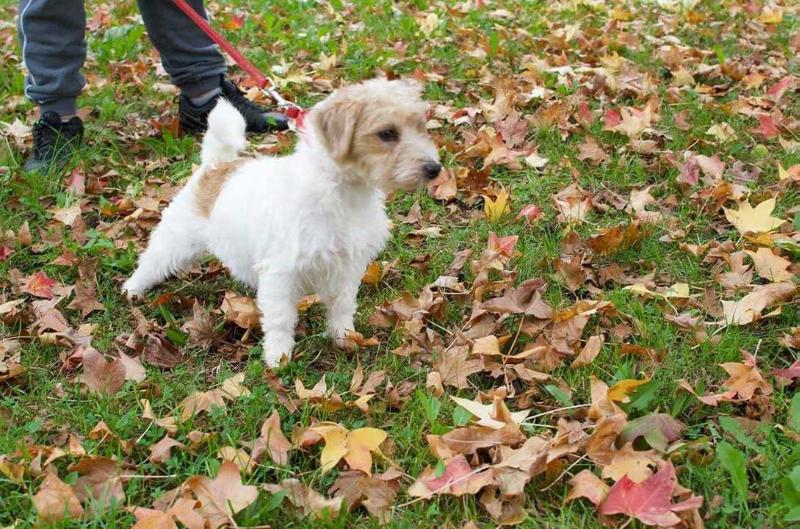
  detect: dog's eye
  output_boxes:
[377,128,399,142]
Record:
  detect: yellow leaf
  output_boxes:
[607,377,651,402]
[362,262,381,285]
[758,9,782,24]
[724,198,785,235]
[483,187,510,222]
[312,423,387,475]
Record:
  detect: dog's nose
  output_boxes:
[423,161,442,179]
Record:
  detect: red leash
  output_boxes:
[169,0,304,125]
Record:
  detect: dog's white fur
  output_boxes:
[123,79,440,367]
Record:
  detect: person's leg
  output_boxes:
[18,0,86,118]
[136,0,288,134]
[136,0,225,99]
[18,0,86,172]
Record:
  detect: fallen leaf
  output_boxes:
[78,347,127,395]
[724,198,785,235]
[565,469,609,506]
[572,335,604,368]
[253,410,291,465]
[311,423,387,475]
[745,248,794,282]
[220,291,260,329]
[408,455,494,498]
[70,456,125,512]
[608,376,651,402]
[598,461,703,526]
[264,479,343,519]
[722,282,796,325]
[329,470,399,523]
[150,435,186,464]
[619,413,686,452]
[21,271,58,299]
[33,472,84,523]
[483,187,511,222]
[183,461,258,529]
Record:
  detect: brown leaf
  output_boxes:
[252,410,291,465]
[433,345,483,389]
[118,351,146,382]
[150,435,186,464]
[745,248,794,283]
[183,461,258,529]
[182,301,218,348]
[722,282,795,325]
[21,271,58,299]
[264,479,343,519]
[577,136,608,165]
[329,470,400,523]
[572,335,604,368]
[78,347,127,395]
[70,456,125,512]
[601,443,662,483]
[142,333,183,368]
[33,472,84,522]
[220,291,260,329]
[408,455,495,498]
[565,469,609,506]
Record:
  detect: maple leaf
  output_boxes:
[517,203,543,224]
[577,136,608,165]
[183,461,258,529]
[329,470,400,523]
[70,456,126,513]
[149,435,186,464]
[264,479,343,519]
[750,114,780,139]
[182,300,218,348]
[718,350,773,401]
[33,472,84,523]
[572,335,604,368]
[565,469,609,506]
[408,455,495,498]
[745,248,794,282]
[598,461,703,526]
[433,345,483,389]
[724,198,785,235]
[722,282,796,326]
[252,410,292,465]
[772,358,800,382]
[449,394,530,430]
[602,443,662,483]
[553,183,592,224]
[483,187,511,222]
[78,347,127,395]
[21,271,58,299]
[219,291,260,329]
[608,376,651,402]
[619,413,686,452]
[487,232,518,257]
[311,423,387,475]
[118,351,146,382]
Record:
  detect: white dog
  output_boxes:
[123,79,441,367]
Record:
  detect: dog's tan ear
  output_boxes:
[311,101,363,162]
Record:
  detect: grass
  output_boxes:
[1,0,799,528]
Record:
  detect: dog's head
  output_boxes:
[308,78,441,191]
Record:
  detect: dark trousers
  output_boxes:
[17,0,227,116]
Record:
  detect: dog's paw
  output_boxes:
[121,279,146,301]
[262,333,295,369]
[331,327,352,349]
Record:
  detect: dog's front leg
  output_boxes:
[321,261,364,348]
[256,271,299,368]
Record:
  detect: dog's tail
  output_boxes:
[201,98,247,167]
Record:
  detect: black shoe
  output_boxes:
[179,78,289,134]
[24,112,84,173]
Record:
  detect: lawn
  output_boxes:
[1,0,799,528]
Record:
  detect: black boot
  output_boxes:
[179,77,289,134]
[24,112,84,173]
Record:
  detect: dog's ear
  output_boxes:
[311,100,363,162]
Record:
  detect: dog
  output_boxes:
[122,79,441,367]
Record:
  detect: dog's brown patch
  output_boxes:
[194,159,246,217]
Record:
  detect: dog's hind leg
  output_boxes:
[123,200,205,298]
[257,271,300,368]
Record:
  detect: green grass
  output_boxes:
[1,0,799,528]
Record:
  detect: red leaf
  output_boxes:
[750,114,780,139]
[65,169,86,195]
[487,232,518,257]
[0,246,13,261]
[773,358,800,381]
[766,76,794,101]
[517,204,543,224]
[598,462,703,526]
[21,271,57,299]
[603,108,622,128]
